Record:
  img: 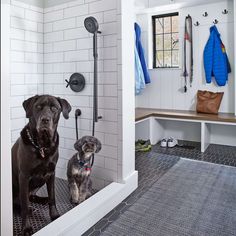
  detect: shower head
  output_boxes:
[84,16,99,34]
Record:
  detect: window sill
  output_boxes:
[149,67,182,71]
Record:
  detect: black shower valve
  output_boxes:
[65,79,78,87]
[65,79,70,88]
[65,73,86,92]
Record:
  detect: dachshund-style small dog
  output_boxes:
[67,136,101,204]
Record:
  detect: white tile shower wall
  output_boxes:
[44,0,120,190]
[136,1,234,113]
[10,0,44,144]
[9,0,121,190]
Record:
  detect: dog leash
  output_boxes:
[183,15,193,92]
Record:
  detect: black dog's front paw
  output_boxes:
[51,212,60,221]
[22,226,33,236]
[50,206,60,221]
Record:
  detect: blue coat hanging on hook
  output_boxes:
[203,25,231,86]
[135,23,151,84]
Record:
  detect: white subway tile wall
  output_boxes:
[47,0,120,189]
[10,0,121,190]
[10,0,44,147]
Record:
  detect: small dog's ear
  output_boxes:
[74,138,83,151]
[95,138,102,153]
[23,95,39,118]
[57,97,72,119]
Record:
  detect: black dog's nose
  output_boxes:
[41,117,50,124]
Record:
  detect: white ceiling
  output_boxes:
[135,0,231,12]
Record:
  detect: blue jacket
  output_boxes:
[203,25,231,86]
[135,44,145,95]
[135,23,151,84]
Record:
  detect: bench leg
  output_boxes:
[149,117,164,145]
[201,122,210,152]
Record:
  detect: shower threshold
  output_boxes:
[14,171,137,236]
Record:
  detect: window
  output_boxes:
[152,13,179,68]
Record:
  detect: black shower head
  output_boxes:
[84,16,99,34]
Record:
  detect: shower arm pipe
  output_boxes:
[93,30,102,124]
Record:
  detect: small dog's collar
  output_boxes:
[79,161,85,167]
[78,159,92,171]
[26,129,46,158]
[85,166,92,171]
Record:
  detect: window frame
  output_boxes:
[152,12,179,69]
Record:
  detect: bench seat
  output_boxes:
[135,108,236,152]
[135,108,236,123]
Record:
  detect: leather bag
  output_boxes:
[196,90,224,114]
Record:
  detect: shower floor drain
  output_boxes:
[13,178,95,235]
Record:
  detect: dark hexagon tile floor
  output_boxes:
[82,141,236,236]
[152,140,236,167]
[13,178,75,236]
[82,152,180,236]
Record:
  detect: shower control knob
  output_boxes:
[65,73,86,92]
[65,79,70,88]
[65,79,78,87]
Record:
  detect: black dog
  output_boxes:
[12,95,71,236]
[67,136,101,204]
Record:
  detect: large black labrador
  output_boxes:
[12,95,71,236]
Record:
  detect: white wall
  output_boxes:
[136,0,235,114]
[9,0,122,191]
[10,0,44,143]
[1,3,13,236]
[13,0,44,7]
[43,0,121,190]
[119,0,136,181]
[10,0,80,8]
[3,0,136,235]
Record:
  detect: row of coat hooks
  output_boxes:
[193,9,229,26]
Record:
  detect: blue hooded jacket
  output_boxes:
[135,23,151,84]
[135,43,146,95]
[203,25,231,86]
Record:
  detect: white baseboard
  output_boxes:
[33,170,138,236]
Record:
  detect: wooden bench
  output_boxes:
[135,108,236,152]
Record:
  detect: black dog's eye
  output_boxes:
[36,105,42,110]
[51,106,58,112]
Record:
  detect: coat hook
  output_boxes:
[222,9,228,14]
[202,12,208,17]
[213,19,218,24]
[194,21,200,26]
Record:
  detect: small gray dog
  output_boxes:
[67,136,101,204]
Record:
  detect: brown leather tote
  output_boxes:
[196,90,224,114]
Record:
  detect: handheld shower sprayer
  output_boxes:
[84,16,100,34]
[84,17,102,138]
